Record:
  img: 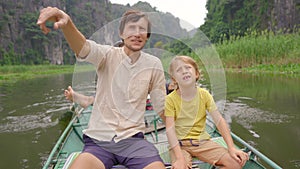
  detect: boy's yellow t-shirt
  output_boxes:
[165,87,217,140]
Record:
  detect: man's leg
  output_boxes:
[69,152,105,169]
[76,135,116,169]
[115,137,164,169]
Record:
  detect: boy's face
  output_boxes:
[120,17,149,53]
[172,60,198,87]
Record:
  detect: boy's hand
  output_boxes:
[229,148,249,167]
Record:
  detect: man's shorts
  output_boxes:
[82,133,163,169]
[170,139,228,167]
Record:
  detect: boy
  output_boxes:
[165,56,249,169]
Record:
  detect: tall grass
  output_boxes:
[216,30,300,68]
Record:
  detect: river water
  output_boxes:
[0,72,299,169]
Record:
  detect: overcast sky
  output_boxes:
[110,0,207,31]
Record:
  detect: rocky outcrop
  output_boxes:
[0,0,188,65]
[271,0,299,31]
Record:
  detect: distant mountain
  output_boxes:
[0,0,188,65]
[188,28,198,38]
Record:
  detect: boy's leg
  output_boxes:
[215,153,242,169]
[183,139,241,168]
[169,148,193,168]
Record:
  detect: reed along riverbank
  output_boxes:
[215,30,299,70]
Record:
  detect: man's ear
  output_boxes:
[119,32,124,39]
[120,32,131,41]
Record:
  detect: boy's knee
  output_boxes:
[217,154,242,169]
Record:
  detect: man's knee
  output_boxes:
[69,152,105,169]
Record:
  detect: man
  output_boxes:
[37,7,166,169]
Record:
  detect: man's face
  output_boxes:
[120,17,149,53]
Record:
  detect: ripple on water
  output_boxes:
[0,113,59,133]
[0,95,70,133]
[249,130,260,138]
[20,158,29,169]
[291,160,300,168]
[45,106,69,114]
[222,99,291,132]
[25,101,48,108]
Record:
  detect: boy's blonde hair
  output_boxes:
[168,56,200,89]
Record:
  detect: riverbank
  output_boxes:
[0,65,75,83]
[2,30,299,82]
[227,63,300,75]
[1,63,299,84]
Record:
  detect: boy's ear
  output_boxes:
[171,76,176,83]
[196,71,200,80]
[170,78,177,89]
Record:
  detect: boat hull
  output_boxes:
[43,106,281,169]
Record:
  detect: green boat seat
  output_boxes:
[61,152,80,169]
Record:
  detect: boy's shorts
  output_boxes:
[171,139,228,167]
[82,133,163,169]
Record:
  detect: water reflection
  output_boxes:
[0,74,73,169]
[221,72,300,168]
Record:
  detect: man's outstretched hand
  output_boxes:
[36,7,69,34]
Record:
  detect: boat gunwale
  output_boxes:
[43,107,282,169]
[42,108,85,169]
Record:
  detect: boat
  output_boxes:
[42,104,282,169]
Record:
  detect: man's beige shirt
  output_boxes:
[78,40,166,142]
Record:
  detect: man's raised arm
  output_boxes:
[37,7,88,56]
